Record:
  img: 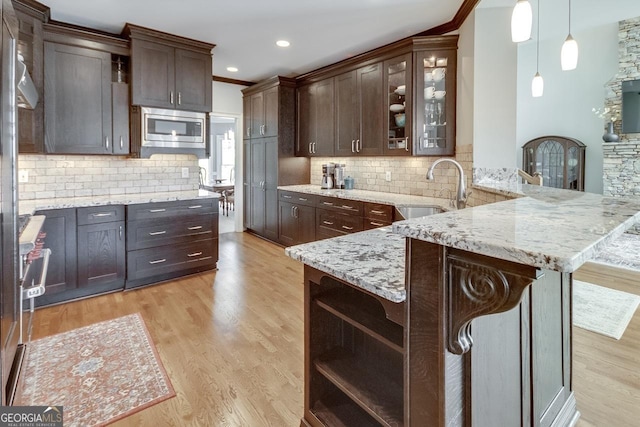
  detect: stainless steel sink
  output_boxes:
[394,205,444,220]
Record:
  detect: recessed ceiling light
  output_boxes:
[276,40,290,48]
[226,66,238,72]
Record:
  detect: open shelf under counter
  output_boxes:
[312,391,380,427]
[314,347,404,427]
[314,289,404,353]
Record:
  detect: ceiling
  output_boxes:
[40,0,466,83]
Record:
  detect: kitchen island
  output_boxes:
[286,186,640,427]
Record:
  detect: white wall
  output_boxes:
[515,24,619,194]
[212,81,246,115]
[473,7,518,168]
[457,9,475,148]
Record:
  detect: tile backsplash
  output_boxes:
[310,144,473,198]
[18,154,200,200]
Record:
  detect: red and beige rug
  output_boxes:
[15,313,175,426]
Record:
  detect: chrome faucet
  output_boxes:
[426,158,468,209]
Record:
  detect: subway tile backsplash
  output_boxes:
[18,154,200,200]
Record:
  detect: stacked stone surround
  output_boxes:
[602,17,640,230]
[18,154,200,200]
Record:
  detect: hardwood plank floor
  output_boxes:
[28,233,639,426]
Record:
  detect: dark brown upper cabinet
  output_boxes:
[124,24,214,113]
[297,79,335,156]
[244,86,279,139]
[14,0,49,154]
[295,34,458,157]
[43,24,130,155]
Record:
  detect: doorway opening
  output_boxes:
[200,115,237,234]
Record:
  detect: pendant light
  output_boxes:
[532,0,543,97]
[511,0,533,42]
[560,0,578,70]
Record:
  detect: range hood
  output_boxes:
[16,57,38,109]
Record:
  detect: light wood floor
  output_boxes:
[29,233,639,426]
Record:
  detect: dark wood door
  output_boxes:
[297,85,312,156]
[296,204,316,244]
[77,221,125,290]
[34,208,77,297]
[313,79,335,156]
[278,201,296,246]
[131,39,175,109]
[174,48,212,112]
[334,71,358,156]
[357,62,384,155]
[250,92,264,139]
[112,83,129,155]
[44,42,112,154]
[263,136,279,241]
[249,139,266,234]
[243,97,251,140]
[263,86,279,138]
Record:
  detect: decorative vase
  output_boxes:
[602,121,619,142]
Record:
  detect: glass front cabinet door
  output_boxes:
[384,54,412,155]
[413,44,457,156]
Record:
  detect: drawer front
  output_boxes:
[127,214,218,250]
[126,238,218,281]
[316,209,363,235]
[364,219,391,230]
[77,205,125,225]
[127,198,217,221]
[279,190,316,207]
[364,202,393,222]
[317,196,363,215]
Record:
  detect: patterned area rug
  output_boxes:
[592,232,640,272]
[573,280,640,340]
[15,313,175,426]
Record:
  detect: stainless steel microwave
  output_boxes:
[141,107,206,148]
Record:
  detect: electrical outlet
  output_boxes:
[385,171,392,182]
[18,170,28,183]
[181,167,189,178]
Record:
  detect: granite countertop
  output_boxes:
[278,184,451,209]
[19,189,221,215]
[393,189,640,273]
[285,226,406,303]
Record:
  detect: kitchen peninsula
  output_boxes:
[286,185,640,427]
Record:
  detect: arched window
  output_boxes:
[522,136,586,191]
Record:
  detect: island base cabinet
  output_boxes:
[302,267,404,427]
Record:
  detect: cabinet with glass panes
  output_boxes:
[384,53,412,155]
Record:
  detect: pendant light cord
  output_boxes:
[536,0,540,73]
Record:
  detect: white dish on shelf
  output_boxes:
[432,68,445,81]
[394,85,406,95]
[389,104,404,112]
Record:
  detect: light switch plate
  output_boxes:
[385,171,392,182]
[181,167,189,178]
[18,170,28,183]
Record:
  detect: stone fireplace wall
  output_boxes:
[603,18,640,215]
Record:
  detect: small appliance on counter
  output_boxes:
[321,163,334,189]
[334,164,345,189]
[344,176,355,190]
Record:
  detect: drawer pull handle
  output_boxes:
[149,209,166,213]
[322,202,333,206]
[342,225,354,230]
[370,210,385,215]
[370,221,385,227]
[298,198,308,201]
[322,221,334,225]
[188,252,203,257]
[283,195,292,199]
[149,258,166,265]
[148,230,167,236]
[188,205,203,209]
[188,226,203,230]
[341,205,355,210]
[92,212,112,217]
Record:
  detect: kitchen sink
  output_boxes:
[394,205,444,220]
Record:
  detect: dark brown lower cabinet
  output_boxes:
[279,201,316,246]
[125,198,219,289]
[36,206,125,307]
[303,267,404,427]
